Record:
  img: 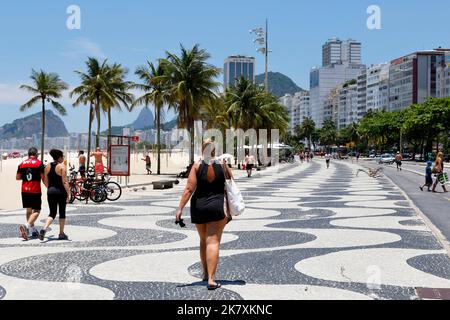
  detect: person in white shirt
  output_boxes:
[325,153,331,169]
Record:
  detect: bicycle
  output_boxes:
[68,165,108,204]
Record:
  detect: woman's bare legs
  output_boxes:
[59,218,66,235]
[205,217,227,286]
[195,224,208,280]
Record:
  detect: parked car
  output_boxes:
[378,153,395,165]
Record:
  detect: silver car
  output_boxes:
[378,153,395,165]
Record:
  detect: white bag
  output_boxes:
[222,164,245,216]
[225,178,245,216]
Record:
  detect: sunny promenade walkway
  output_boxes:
[0,160,449,300]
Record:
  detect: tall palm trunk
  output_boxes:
[189,117,195,164]
[40,97,46,162]
[156,105,161,175]
[87,103,94,164]
[95,97,101,148]
[108,108,112,146]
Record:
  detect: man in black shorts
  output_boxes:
[16,147,47,240]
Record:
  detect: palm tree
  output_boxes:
[132,61,169,175]
[226,77,289,135]
[102,63,134,142]
[160,44,221,164]
[71,58,109,161]
[226,77,264,131]
[300,117,316,151]
[225,77,289,164]
[71,58,133,161]
[20,69,68,162]
[201,95,229,130]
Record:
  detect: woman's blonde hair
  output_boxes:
[437,152,444,161]
[202,140,216,158]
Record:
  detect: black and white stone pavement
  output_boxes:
[0,160,449,300]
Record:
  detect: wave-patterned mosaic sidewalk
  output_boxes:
[0,161,449,300]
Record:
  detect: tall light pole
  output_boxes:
[250,18,270,93]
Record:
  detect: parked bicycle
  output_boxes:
[68,165,122,204]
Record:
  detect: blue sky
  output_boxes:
[0,0,449,132]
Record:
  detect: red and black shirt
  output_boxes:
[17,157,45,194]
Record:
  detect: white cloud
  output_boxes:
[61,37,107,60]
[0,83,27,105]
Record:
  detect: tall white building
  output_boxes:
[310,38,365,128]
[437,51,450,98]
[280,91,310,133]
[356,69,367,118]
[322,38,362,67]
[337,82,359,129]
[366,63,390,112]
[223,55,255,88]
[310,63,364,128]
[389,49,449,112]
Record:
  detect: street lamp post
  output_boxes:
[250,18,270,93]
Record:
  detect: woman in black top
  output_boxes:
[176,141,232,290]
[40,149,71,241]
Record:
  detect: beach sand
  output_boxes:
[0,150,190,211]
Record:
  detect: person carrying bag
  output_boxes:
[222,162,245,217]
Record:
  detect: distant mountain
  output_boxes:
[103,108,178,135]
[0,110,68,139]
[132,108,154,130]
[255,72,305,97]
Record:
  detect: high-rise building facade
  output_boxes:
[310,63,364,128]
[389,49,448,112]
[337,82,358,129]
[280,91,310,133]
[356,69,367,118]
[322,38,362,67]
[323,87,339,124]
[310,38,365,128]
[437,51,450,98]
[366,63,390,112]
[223,55,255,88]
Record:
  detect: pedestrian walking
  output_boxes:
[356,151,360,163]
[16,147,47,240]
[395,152,403,171]
[244,153,255,178]
[432,152,448,193]
[142,153,152,175]
[300,152,305,163]
[39,149,71,241]
[175,141,232,290]
[325,153,331,169]
[78,150,86,178]
[420,161,433,192]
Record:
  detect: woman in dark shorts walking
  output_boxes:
[39,149,71,241]
[175,141,232,290]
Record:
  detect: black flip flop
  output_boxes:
[207,283,222,290]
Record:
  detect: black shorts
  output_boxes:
[22,193,42,211]
[246,164,254,170]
